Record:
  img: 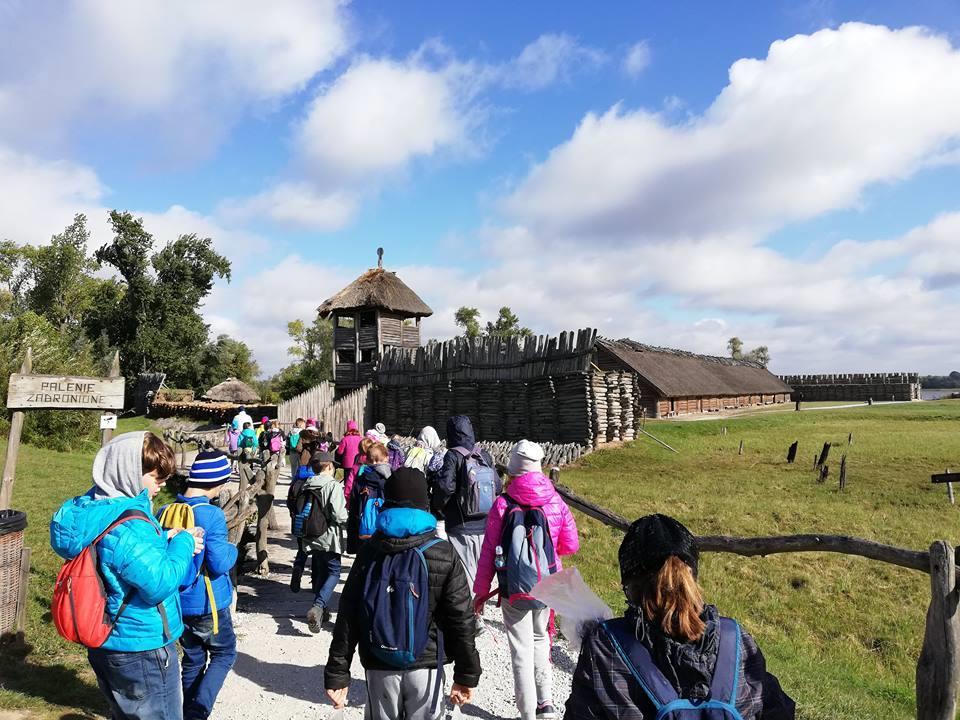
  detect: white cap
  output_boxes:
[507,439,544,476]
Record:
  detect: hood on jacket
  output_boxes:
[417,425,442,452]
[377,507,437,538]
[506,471,558,507]
[240,428,257,438]
[627,603,721,701]
[346,419,358,432]
[92,431,147,499]
[51,490,153,560]
[446,415,475,451]
[305,471,337,490]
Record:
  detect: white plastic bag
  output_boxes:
[530,567,614,652]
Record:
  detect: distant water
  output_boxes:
[922,388,958,400]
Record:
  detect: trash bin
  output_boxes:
[0,509,27,636]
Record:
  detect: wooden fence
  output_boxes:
[277,381,336,425]
[548,467,960,720]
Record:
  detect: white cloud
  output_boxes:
[217,182,359,231]
[622,41,651,78]
[0,0,350,150]
[505,23,960,241]
[297,57,464,181]
[502,34,607,91]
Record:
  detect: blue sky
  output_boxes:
[0,1,959,375]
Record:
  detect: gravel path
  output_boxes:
[213,471,577,720]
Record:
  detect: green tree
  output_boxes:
[727,336,743,360]
[454,306,481,338]
[746,345,771,368]
[200,334,260,388]
[486,306,533,339]
[273,316,334,400]
[91,211,231,391]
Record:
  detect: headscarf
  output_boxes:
[92,432,147,499]
[416,425,443,452]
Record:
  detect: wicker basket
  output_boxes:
[0,510,27,636]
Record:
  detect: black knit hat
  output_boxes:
[618,514,699,583]
[384,468,430,511]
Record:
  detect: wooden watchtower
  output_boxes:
[318,249,433,396]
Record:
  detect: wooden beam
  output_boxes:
[101,351,121,447]
[917,540,960,720]
[0,347,32,510]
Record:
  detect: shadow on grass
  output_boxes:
[0,642,105,716]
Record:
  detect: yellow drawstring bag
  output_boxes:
[158,503,219,634]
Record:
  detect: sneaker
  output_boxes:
[536,703,557,719]
[290,564,304,593]
[307,605,323,634]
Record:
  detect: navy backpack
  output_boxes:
[601,616,744,719]
[498,497,557,609]
[363,537,444,668]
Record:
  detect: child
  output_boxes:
[325,468,480,718]
[225,419,241,473]
[346,442,392,554]
[387,435,407,471]
[237,422,257,459]
[287,418,305,479]
[259,419,285,468]
[158,450,238,720]
[565,515,795,719]
[289,451,348,633]
[50,432,201,720]
[473,440,579,720]
[336,420,363,500]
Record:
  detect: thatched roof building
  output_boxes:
[319,254,434,395]
[318,268,433,318]
[596,338,793,416]
[202,377,261,404]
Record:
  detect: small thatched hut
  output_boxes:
[202,377,261,404]
[318,250,433,395]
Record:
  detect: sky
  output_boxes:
[1,0,959,376]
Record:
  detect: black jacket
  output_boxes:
[564,606,795,719]
[325,530,482,690]
[430,415,496,530]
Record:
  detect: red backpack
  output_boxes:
[52,509,159,647]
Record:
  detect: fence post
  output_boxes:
[917,540,960,720]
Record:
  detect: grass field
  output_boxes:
[561,400,960,720]
[1,404,958,718]
[0,417,156,719]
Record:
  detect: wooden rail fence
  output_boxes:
[547,468,960,720]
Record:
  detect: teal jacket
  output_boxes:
[50,489,195,651]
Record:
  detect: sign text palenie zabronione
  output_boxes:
[6,374,125,411]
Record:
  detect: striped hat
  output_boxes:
[188,449,232,487]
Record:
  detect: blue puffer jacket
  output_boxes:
[50,489,195,651]
[157,495,237,617]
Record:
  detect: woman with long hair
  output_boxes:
[565,514,795,719]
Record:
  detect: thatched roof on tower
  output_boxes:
[202,377,261,404]
[318,268,433,318]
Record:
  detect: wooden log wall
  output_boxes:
[393,436,590,469]
[779,372,921,402]
[277,381,335,425]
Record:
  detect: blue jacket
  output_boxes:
[50,490,195,651]
[158,495,237,617]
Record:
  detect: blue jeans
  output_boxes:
[88,644,182,720]
[294,549,341,608]
[180,608,238,720]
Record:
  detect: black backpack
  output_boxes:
[291,486,330,539]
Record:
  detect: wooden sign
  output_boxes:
[7,374,124,411]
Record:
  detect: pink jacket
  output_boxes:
[337,433,362,470]
[474,471,580,600]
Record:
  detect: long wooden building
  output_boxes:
[596,339,792,417]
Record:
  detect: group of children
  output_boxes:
[48,418,796,720]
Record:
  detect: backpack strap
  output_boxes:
[710,618,741,704]
[413,536,445,715]
[600,618,679,709]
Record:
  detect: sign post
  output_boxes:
[0,348,32,511]
[100,352,121,447]
[932,470,955,505]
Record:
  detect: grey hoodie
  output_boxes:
[92,431,147,499]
